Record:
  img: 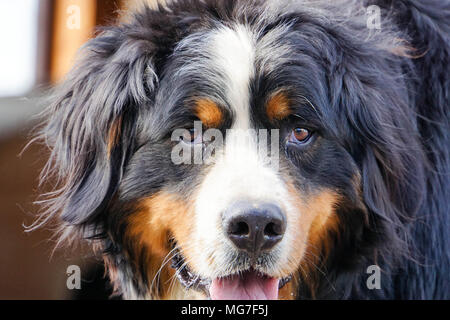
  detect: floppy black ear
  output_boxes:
[37,26,158,237]
[338,54,427,251]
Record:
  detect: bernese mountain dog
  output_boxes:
[33,0,449,300]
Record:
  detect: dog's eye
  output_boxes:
[181,128,202,144]
[289,128,312,144]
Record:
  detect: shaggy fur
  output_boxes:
[32,0,449,299]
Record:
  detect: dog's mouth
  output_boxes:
[209,270,282,300]
[170,247,291,300]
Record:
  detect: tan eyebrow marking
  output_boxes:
[266,91,291,121]
[194,98,223,128]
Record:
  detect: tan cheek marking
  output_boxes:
[194,98,223,128]
[282,185,340,297]
[304,191,340,260]
[124,192,198,299]
[278,280,297,300]
[266,91,291,121]
[302,192,340,298]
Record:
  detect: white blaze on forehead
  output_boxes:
[192,24,296,278]
[199,24,288,212]
[209,24,255,130]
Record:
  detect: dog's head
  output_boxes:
[36,0,425,299]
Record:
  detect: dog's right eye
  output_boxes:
[181,128,203,145]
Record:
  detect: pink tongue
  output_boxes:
[210,271,279,300]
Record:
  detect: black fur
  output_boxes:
[33,0,449,299]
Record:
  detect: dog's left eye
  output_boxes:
[289,127,313,144]
[181,128,203,145]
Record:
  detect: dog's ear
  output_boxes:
[37,26,159,238]
[337,59,427,248]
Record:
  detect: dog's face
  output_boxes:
[40,1,424,300]
[123,24,354,299]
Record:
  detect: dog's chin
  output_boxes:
[171,248,292,300]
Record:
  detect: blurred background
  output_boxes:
[0,0,156,300]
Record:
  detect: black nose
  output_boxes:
[223,201,286,257]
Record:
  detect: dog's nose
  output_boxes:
[223,202,286,256]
